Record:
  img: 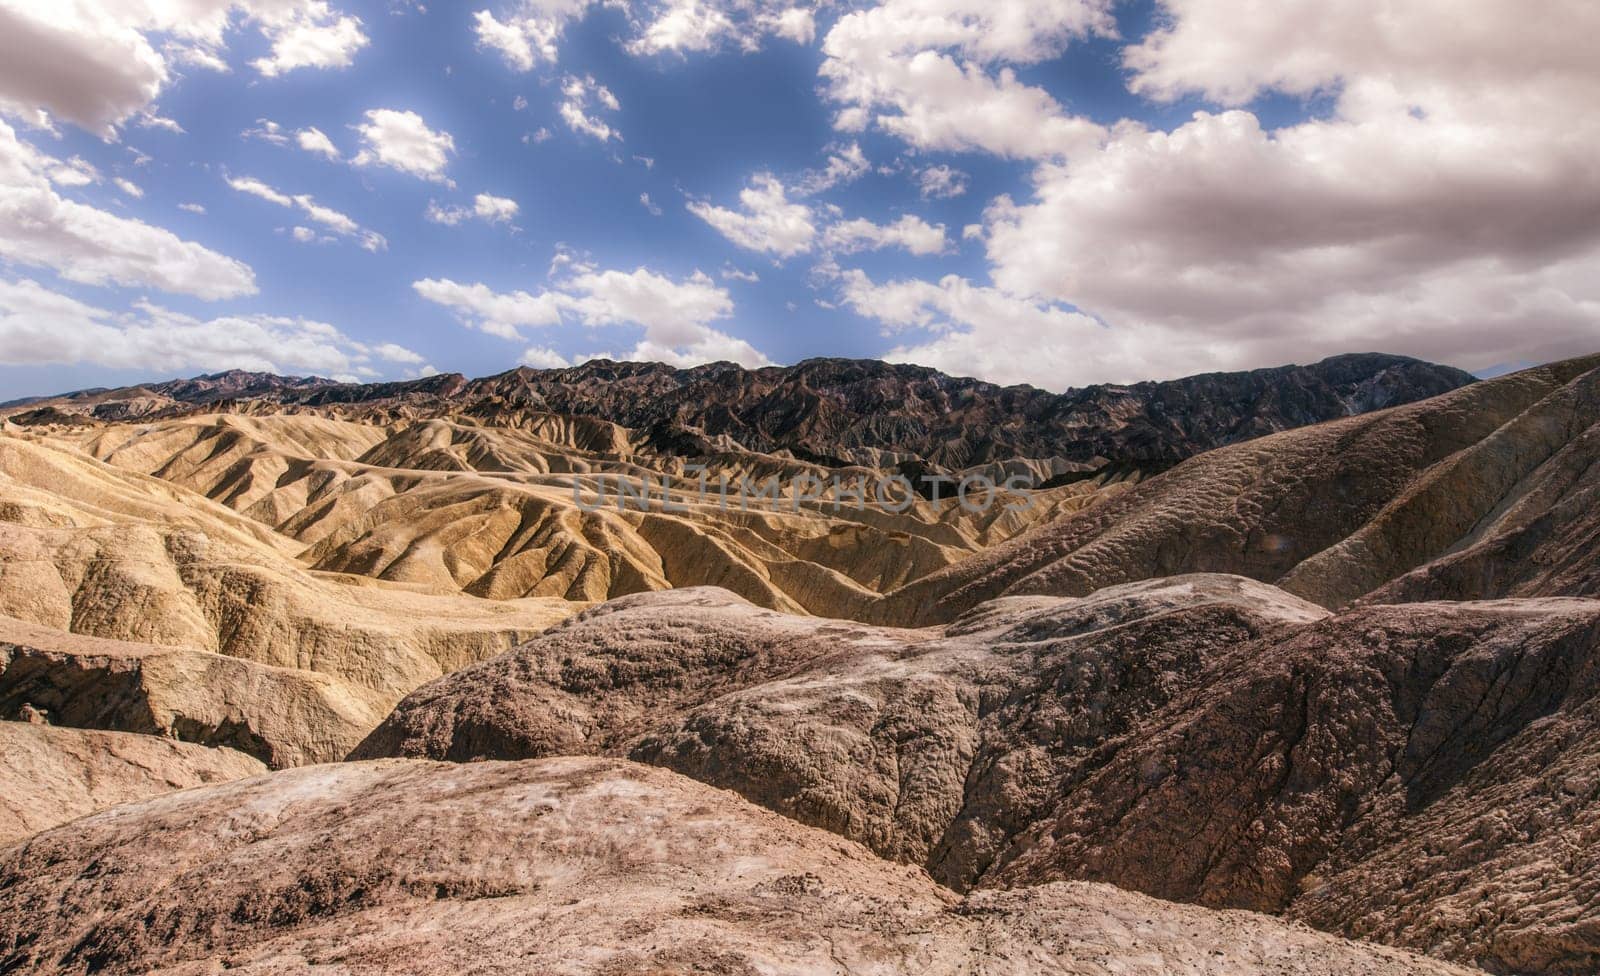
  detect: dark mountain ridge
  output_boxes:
[5,353,1475,476]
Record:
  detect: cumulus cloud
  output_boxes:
[473,1,818,69]
[795,142,870,195]
[227,175,387,251]
[916,163,967,198]
[559,75,621,142]
[520,345,571,369]
[250,1,369,77]
[968,0,1600,380]
[352,109,455,183]
[0,276,418,380]
[412,278,565,340]
[414,264,768,368]
[822,215,947,256]
[0,1,368,135]
[628,0,820,56]
[837,268,1114,389]
[0,120,254,299]
[47,156,100,187]
[688,175,815,258]
[819,0,1113,159]
[112,177,143,198]
[296,126,341,159]
[472,0,593,71]
[425,193,521,226]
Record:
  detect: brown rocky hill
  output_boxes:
[0,720,263,846]
[5,353,1474,478]
[354,581,1600,974]
[0,755,1472,976]
[873,353,1600,625]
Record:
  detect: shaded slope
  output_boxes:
[873,354,1600,625]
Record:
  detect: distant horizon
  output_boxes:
[1,347,1523,407]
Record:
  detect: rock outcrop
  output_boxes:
[0,756,1472,976]
[0,721,264,847]
[356,582,1600,973]
[356,579,1329,884]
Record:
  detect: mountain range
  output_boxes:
[4,350,1598,975]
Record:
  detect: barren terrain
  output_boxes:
[4,353,1598,974]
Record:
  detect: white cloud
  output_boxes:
[520,345,571,368]
[291,225,318,243]
[628,0,821,56]
[0,1,368,135]
[412,278,565,339]
[559,75,620,142]
[970,0,1600,380]
[227,175,292,208]
[373,342,425,365]
[0,276,419,378]
[818,0,1113,159]
[250,2,369,77]
[296,126,341,159]
[352,108,455,183]
[917,163,967,198]
[138,113,184,133]
[795,142,869,195]
[48,156,100,187]
[764,6,814,45]
[227,174,386,251]
[721,265,759,283]
[178,202,206,214]
[823,214,947,256]
[0,120,254,299]
[243,118,290,145]
[112,177,143,198]
[627,0,736,55]
[472,1,818,69]
[472,0,592,71]
[837,268,1113,389]
[415,265,768,368]
[640,192,662,216]
[425,192,520,226]
[688,175,815,258]
[472,193,519,223]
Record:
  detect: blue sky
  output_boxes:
[0,0,1596,400]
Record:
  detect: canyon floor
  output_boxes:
[2,353,1597,974]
